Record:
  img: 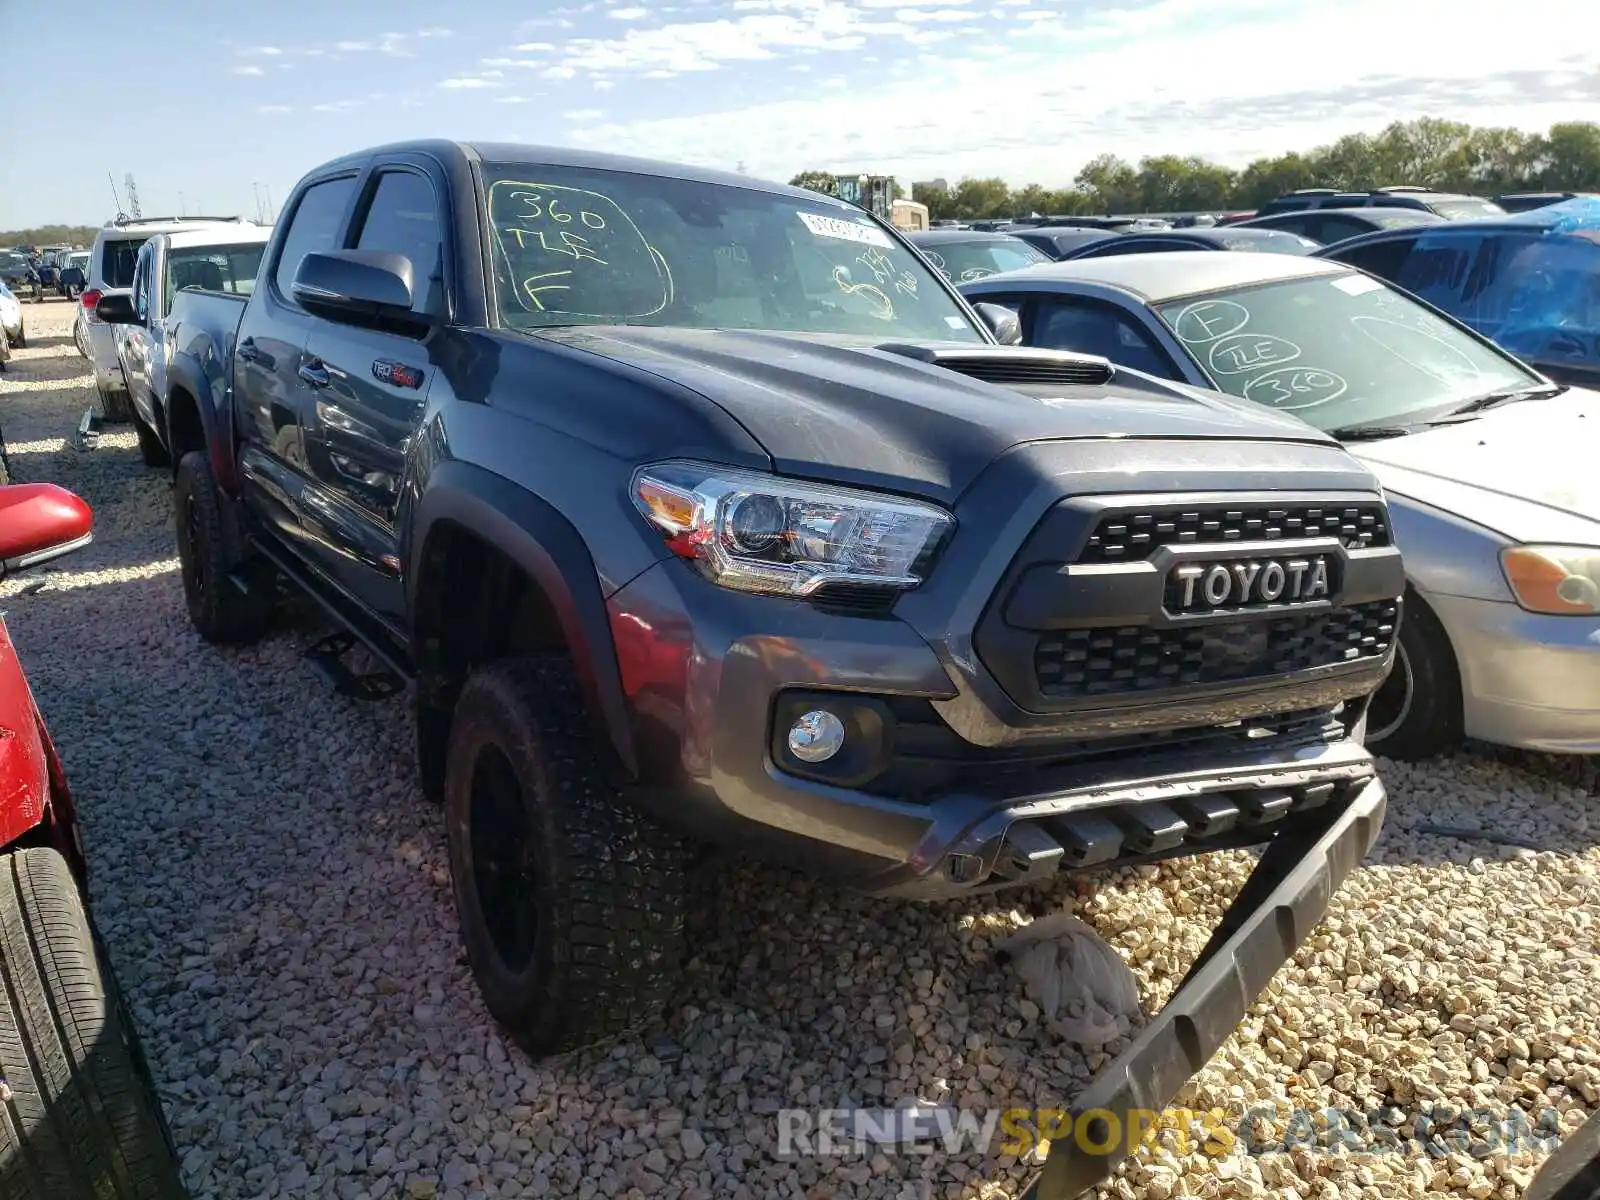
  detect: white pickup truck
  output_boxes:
[112,224,272,464]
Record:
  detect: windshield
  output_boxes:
[1154,271,1539,430]
[1432,199,1505,219]
[1218,233,1318,255]
[918,237,1050,282]
[482,163,982,342]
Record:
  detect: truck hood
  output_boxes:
[537,327,1337,502]
[1350,387,1600,542]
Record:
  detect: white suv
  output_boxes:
[78,216,258,420]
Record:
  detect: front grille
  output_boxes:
[1081,502,1390,563]
[1034,601,1398,698]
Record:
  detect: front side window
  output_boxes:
[1031,298,1177,379]
[354,171,444,316]
[1153,271,1539,431]
[917,238,1050,282]
[273,176,358,303]
[482,163,982,342]
[166,244,267,311]
[133,244,152,321]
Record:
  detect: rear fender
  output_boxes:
[166,351,239,494]
[409,461,638,776]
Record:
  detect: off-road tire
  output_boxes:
[1367,591,1462,761]
[96,384,134,424]
[444,656,688,1059]
[173,451,272,644]
[133,419,169,469]
[0,847,187,1199]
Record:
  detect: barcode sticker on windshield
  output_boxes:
[1331,274,1383,295]
[798,211,892,248]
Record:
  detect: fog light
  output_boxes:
[787,710,846,763]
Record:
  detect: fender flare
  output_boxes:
[165,351,239,493]
[409,460,638,776]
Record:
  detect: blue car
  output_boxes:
[1317,197,1600,387]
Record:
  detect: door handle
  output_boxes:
[298,360,330,388]
[237,338,260,363]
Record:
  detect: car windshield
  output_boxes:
[917,237,1050,282]
[1153,271,1540,430]
[1432,199,1505,219]
[482,163,983,342]
[1217,233,1318,255]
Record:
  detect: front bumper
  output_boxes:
[1431,591,1600,752]
[1022,773,1387,1199]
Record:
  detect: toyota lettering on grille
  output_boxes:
[1169,556,1333,614]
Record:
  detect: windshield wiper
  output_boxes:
[1326,424,1420,442]
[1434,382,1566,420]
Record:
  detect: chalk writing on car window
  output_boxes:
[1172,299,1250,343]
[894,270,917,297]
[832,266,895,320]
[959,267,994,282]
[489,180,672,319]
[924,250,947,271]
[1208,332,1302,375]
[856,247,894,283]
[1351,314,1483,383]
[1242,367,1349,410]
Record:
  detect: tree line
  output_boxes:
[0,225,101,250]
[793,119,1600,221]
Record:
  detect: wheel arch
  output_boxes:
[164,352,237,492]
[409,461,639,779]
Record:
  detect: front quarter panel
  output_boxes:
[1383,492,1513,604]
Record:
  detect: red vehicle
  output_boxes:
[0,484,185,1199]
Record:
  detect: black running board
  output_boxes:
[242,535,412,701]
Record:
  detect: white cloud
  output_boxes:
[239,45,283,56]
[335,40,371,52]
[234,65,265,76]
[418,26,453,37]
[512,41,556,51]
[498,95,533,104]
[610,5,651,16]
[563,0,1600,187]
[540,65,578,79]
[594,78,616,89]
[312,98,365,112]
[439,75,505,88]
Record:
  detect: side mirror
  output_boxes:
[975,302,1022,346]
[0,484,93,578]
[96,293,137,324]
[292,251,427,333]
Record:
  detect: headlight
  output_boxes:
[632,461,953,597]
[1500,545,1600,615]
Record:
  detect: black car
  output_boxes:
[905,228,1051,280]
[1008,226,1121,260]
[1059,226,1319,259]
[109,141,1404,1200]
[1235,205,1444,245]
[1254,187,1504,220]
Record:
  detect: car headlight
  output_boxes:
[1500,545,1600,615]
[632,461,953,597]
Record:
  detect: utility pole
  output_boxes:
[124,173,143,219]
[108,172,126,220]
[263,183,275,223]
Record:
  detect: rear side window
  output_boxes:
[1326,235,1419,282]
[352,171,444,316]
[100,238,143,289]
[273,176,357,302]
[1316,217,1374,245]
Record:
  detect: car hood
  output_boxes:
[1350,387,1600,542]
[536,326,1337,503]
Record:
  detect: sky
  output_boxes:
[2,0,1597,229]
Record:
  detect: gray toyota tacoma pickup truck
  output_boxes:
[100,141,1402,1197]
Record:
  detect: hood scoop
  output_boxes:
[876,342,1115,388]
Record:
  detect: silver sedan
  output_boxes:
[961,253,1600,759]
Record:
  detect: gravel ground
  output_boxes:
[0,298,1596,1200]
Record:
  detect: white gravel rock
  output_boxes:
[1,300,1594,1200]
